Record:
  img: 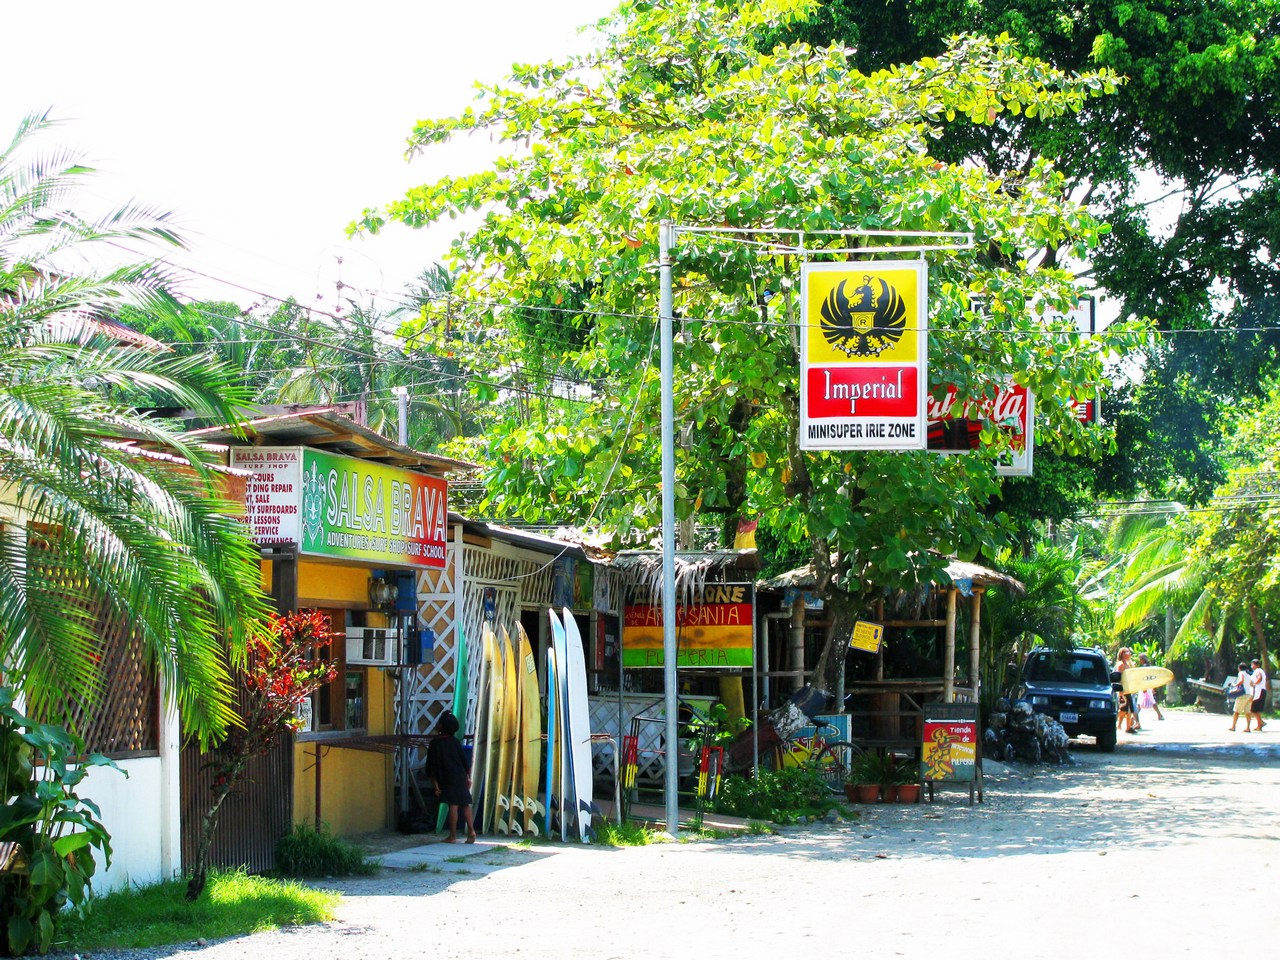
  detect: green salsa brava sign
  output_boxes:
[231,446,448,568]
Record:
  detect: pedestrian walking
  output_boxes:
[1228,663,1255,732]
[1115,647,1139,733]
[1136,652,1165,721]
[427,712,477,843]
[1250,658,1268,732]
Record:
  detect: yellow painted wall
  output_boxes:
[292,664,397,836]
[297,560,370,606]
[281,559,399,837]
[292,739,393,836]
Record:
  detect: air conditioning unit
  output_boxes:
[345,627,399,667]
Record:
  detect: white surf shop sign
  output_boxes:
[230,446,448,568]
[799,261,928,451]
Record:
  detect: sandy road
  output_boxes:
[79,711,1278,960]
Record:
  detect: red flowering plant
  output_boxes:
[186,610,337,900]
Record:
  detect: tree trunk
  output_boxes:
[727,587,860,769]
[1246,602,1271,675]
[185,756,248,901]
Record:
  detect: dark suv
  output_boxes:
[1013,647,1118,752]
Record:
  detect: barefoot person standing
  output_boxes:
[428,712,477,843]
[1115,647,1139,733]
[1250,659,1268,732]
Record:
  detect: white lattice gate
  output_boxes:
[401,527,463,785]
[403,532,566,776]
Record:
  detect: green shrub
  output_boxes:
[712,766,837,823]
[0,686,119,955]
[274,823,376,878]
[596,821,671,846]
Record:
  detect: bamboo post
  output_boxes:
[943,588,958,702]
[969,588,984,701]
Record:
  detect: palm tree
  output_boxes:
[0,111,271,745]
[978,544,1098,710]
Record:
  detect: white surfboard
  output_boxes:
[548,609,573,841]
[467,625,492,833]
[561,608,595,842]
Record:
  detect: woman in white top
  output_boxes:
[1229,662,1255,732]
[1250,659,1267,731]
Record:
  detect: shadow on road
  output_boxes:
[699,750,1277,864]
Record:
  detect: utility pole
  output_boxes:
[394,386,409,446]
[658,222,679,838]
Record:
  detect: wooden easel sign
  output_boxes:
[921,702,983,803]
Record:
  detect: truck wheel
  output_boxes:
[1096,727,1117,752]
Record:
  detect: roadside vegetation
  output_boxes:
[55,871,339,954]
[713,767,850,825]
[275,823,379,879]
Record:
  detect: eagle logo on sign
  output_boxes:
[820,275,907,358]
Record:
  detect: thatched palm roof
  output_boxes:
[610,549,761,606]
[760,554,1024,596]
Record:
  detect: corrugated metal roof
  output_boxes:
[188,407,479,475]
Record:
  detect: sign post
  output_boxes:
[231,446,449,569]
[849,620,884,655]
[622,584,755,669]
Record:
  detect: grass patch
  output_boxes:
[746,820,778,835]
[275,822,378,878]
[57,870,340,953]
[679,827,735,842]
[595,820,674,846]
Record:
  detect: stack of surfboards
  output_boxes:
[546,608,597,842]
[468,622,543,835]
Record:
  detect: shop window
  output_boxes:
[345,670,367,730]
[306,608,367,734]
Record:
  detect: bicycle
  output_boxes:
[763,717,862,795]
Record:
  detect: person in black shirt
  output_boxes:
[427,712,476,842]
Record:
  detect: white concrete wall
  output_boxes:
[79,700,182,894]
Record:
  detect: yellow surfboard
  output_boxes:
[501,625,524,836]
[493,627,520,833]
[1121,665,1175,695]
[515,623,543,835]
[482,624,504,833]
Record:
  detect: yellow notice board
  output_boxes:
[849,620,884,654]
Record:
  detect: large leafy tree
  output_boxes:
[359,0,1140,697]
[778,0,1280,505]
[0,112,271,744]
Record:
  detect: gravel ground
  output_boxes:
[65,709,1279,960]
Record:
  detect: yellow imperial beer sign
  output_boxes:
[799,261,928,451]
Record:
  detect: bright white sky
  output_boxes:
[3,1,615,312]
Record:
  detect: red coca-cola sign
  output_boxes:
[927,383,1030,452]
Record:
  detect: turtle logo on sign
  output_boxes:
[300,459,326,548]
[820,275,907,358]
